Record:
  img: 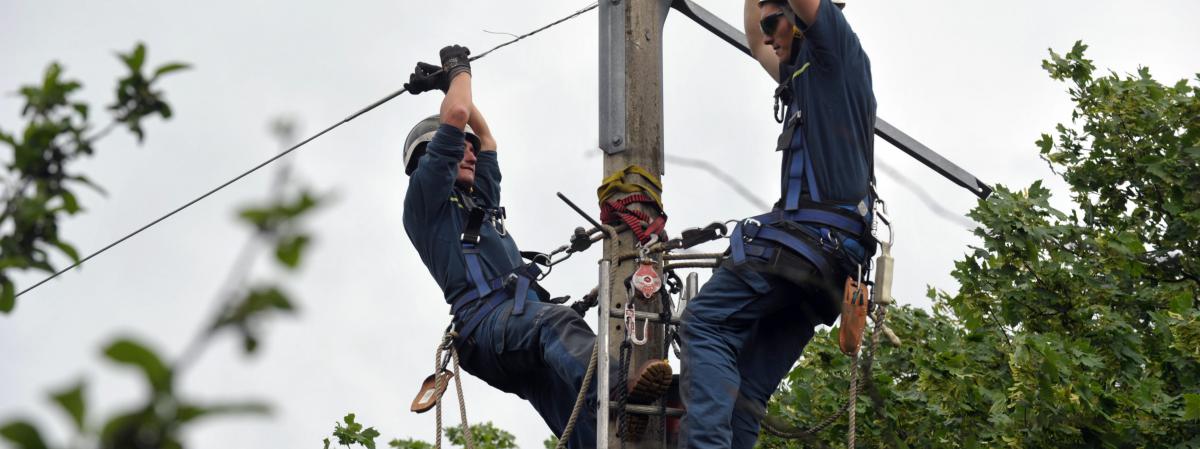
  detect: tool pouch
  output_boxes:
[410,369,452,413]
[838,276,869,356]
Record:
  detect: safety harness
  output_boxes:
[447,188,550,343]
[729,43,875,293]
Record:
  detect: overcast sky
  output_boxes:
[2,1,1197,448]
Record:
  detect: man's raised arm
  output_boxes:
[787,0,820,28]
[745,0,781,81]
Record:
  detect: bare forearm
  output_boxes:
[440,73,472,130]
[744,0,765,54]
[467,104,497,151]
[788,0,820,27]
[745,0,781,81]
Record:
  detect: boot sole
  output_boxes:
[623,360,673,440]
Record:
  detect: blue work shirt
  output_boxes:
[778,0,876,205]
[402,124,527,306]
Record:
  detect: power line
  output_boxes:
[665,154,772,210]
[15,2,600,299]
[876,159,977,228]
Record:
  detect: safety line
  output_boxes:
[15,2,600,299]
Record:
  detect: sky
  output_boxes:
[1,0,1197,448]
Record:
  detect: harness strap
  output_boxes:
[462,244,490,299]
[455,291,509,344]
[731,219,835,277]
[749,208,866,237]
[450,261,544,338]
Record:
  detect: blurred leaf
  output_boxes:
[69,174,107,195]
[0,421,49,449]
[49,380,87,432]
[388,439,433,449]
[217,286,294,328]
[103,338,172,394]
[1185,394,1200,421]
[274,234,310,269]
[98,407,175,449]
[123,43,146,72]
[49,239,80,264]
[1,277,14,313]
[152,62,190,80]
[177,401,270,424]
[58,190,81,214]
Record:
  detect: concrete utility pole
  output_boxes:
[598,0,675,448]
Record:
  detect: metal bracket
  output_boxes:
[874,118,993,199]
[599,0,627,154]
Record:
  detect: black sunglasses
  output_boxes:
[759,11,786,35]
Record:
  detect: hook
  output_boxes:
[624,299,650,346]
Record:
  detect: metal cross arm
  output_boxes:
[669,0,993,199]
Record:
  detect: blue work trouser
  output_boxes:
[679,264,823,449]
[456,296,618,449]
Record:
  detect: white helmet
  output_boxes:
[403,114,482,176]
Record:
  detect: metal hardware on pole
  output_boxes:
[597,260,613,449]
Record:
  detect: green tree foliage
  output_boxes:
[0,43,188,313]
[0,51,325,446]
[762,42,1199,448]
[324,415,519,449]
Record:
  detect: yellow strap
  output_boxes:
[596,164,663,208]
[791,62,811,81]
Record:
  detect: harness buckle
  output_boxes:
[741,218,762,243]
[492,207,508,236]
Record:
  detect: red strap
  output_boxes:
[600,193,667,244]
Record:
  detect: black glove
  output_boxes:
[404,62,448,95]
[439,45,471,81]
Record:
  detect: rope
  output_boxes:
[761,300,891,441]
[616,340,632,447]
[556,224,618,448]
[434,336,449,449]
[15,1,602,299]
[452,344,476,449]
[847,350,858,448]
[433,331,476,449]
[556,340,600,449]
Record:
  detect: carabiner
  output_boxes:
[624,301,650,346]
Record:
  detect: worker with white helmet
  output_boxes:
[400,45,671,448]
[678,0,877,447]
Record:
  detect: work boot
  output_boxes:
[622,359,672,440]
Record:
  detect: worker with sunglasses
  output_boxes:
[678,0,877,447]
[400,46,672,448]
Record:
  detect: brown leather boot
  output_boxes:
[623,359,672,440]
